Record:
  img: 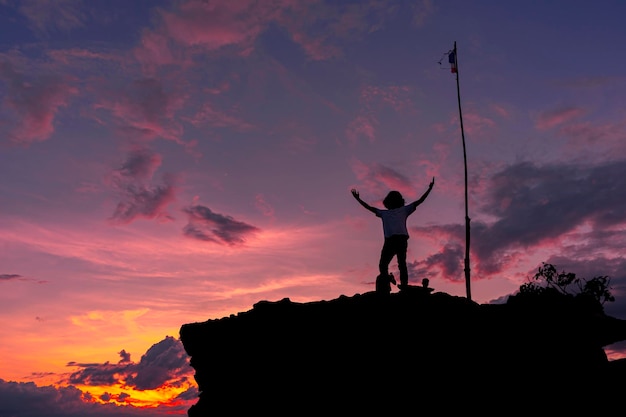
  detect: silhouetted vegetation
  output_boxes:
[519,262,615,306]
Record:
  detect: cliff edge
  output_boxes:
[180,287,626,415]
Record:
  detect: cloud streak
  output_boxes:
[182,204,260,246]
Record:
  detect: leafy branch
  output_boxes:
[519,262,615,305]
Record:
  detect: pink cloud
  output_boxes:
[345,84,416,144]
[535,106,585,130]
[185,102,255,131]
[0,60,77,145]
[94,77,185,144]
[360,85,415,113]
[133,29,182,70]
[161,1,266,50]
[278,1,408,61]
[255,194,275,219]
[490,103,510,119]
[559,120,626,157]
[15,0,87,35]
[462,111,496,136]
[351,159,414,199]
[346,115,377,144]
[133,1,266,69]
[134,0,407,68]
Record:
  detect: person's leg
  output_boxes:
[378,238,394,277]
[395,236,409,286]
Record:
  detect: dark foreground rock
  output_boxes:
[180,288,626,415]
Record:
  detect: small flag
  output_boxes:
[448,50,457,73]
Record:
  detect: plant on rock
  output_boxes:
[519,262,614,306]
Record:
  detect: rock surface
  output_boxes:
[180,287,626,415]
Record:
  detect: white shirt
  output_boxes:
[373,204,417,238]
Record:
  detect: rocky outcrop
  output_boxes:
[180,287,626,415]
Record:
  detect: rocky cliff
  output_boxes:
[180,286,626,415]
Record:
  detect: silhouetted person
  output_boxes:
[351,178,435,289]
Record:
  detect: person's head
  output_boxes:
[383,191,404,209]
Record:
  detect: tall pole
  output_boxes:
[452,41,472,301]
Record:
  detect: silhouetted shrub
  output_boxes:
[518,262,614,311]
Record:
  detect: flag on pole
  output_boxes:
[448,50,457,73]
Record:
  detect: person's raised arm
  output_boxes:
[351,189,377,214]
[410,177,435,208]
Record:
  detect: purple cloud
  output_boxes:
[67,336,191,391]
[0,274,22,281]
[411,159,626,281]
[183,204,260,246]
[0,379,152,417]
[126,336,191,390]
[0,337,198,416]
[107,148,177,224]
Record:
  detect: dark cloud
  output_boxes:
[67,362,126,386]
[411,159,626,281]
[126,336,191,391]
[0,337,195,416]
[482,160,626,239]
[408,158,626,328]
[0,379,150,417]
[418,242,465,281]
[183,204,260,246]
[118,350,131,364]
[175,386,199,401]
[107,148,177,224]
[0,273,46,284]
[116,148,162,180]
[109,182,176,224]
[67,336,192,391]
[0,273,22,281]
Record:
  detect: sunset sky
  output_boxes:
[2,0,626,415]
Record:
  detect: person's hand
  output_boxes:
[429,177,435,188]
[351,188,359,198]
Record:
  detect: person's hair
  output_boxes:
[383,191,404,209]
